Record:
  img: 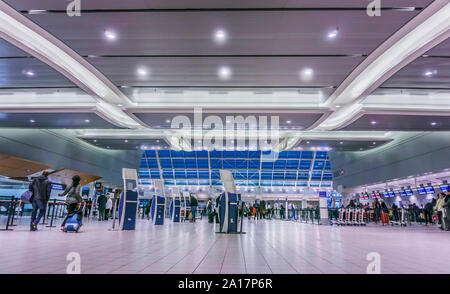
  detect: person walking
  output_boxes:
[59,175,83,230]
[97,194,107,221]
[29,171,52,231]
[190,194,198,222]
[105,195,112,220]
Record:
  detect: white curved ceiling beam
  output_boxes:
[316,1,450,131]
[0,1,143,129]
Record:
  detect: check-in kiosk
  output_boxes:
[118,168,138,230]
[150,180,166,225]
[170,188,181,223]
[217,170,245,234]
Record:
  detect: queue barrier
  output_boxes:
[0,198,102,231]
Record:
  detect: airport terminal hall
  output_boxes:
[1,0,450,277]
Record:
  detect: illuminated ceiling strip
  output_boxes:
[0,1,143,129]
[316,1,450,130]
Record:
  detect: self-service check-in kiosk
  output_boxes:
[118,168,138,230]
[217,170,245,234]
[150,180,166,225]
[170,188,181,223]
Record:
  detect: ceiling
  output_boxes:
[0,0,448,153]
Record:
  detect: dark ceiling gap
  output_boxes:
[20,7,422,14]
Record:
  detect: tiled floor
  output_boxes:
[1,216,449,274]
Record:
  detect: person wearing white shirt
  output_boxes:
[105,194,113,220]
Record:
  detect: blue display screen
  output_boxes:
[51,184,65,190]
[388,191,395,197]
[417,188,426,195]
[425,186,435,194]
[440,185,449,192]
[383,192,390,197]
[399,190,406,196]
[405,189,413,196]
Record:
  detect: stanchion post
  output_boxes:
[9,197,18,227]
[0,197,14,231]
[46,199,57,228]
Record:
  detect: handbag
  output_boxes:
[21,190,33,204]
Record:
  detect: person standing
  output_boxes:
[443,191,450,231]
[373,198,381,224]
[97,194,107,221]
[105,195,112,220]
[190,194,198,222]
[59,175,83,229]
[29,171,52,231]
[424,199,435,226]
[85,198,92,217]
[435,193,445,229]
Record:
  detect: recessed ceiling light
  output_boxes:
[373,142,377,145]
[424,70,437,77]
[124,139,128,143]
[218,66,231,80]
[300,68,314,81]
[286,120,291,124]
[104,30,117,40]
[340,141,344,144]
[117,104,123,107]
[430,122,437,126]
[24,70,35,76]
[106,146,110,149]
[84,119,90,123]
[156,140,160,143]
[29,119,35,123]
[214,29,227,43]
[165,119,171,123]
[371,121,377,125]
[93,139,97,142]
[327,29,339,39]
[137,67,149,76]
[306,141,310,144]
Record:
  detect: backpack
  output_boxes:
[21,190,33,204]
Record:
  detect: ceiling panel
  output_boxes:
[0,153,51,178]
[80,138,169,150]
[340,114,450,131]
[0,58,75,88]
[132,111,325,130]
[18,11,421,56]
[5,0,432,10]
[292,139,392,151]
[0,112,121,128]
[381,57,450,89]
[426,37,450,56]
[88,56,363,87]
[49,168,101,185]
[0,39,30,57]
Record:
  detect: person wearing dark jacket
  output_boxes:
[29,171,52,231]
[97,194,107,221]
[373,198,381,224]
[424,199,435,225]
[59,175,83,229]
[190,195,198,222]
[443,192,450,231]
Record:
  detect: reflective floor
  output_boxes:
[1,217,449,274]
